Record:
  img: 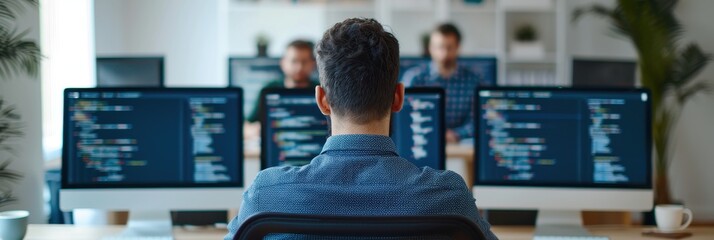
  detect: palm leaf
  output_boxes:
[676,81,713,105]
[0,191,16,208]
[570,4,634,43]
[0,0,37,26]
[0,97,22,155]
[0,28,40,79]
[671,44,711,87]
[0,0,34,206]
[0,98,22,206]
[0,160,21,181]
[571,4,614,22]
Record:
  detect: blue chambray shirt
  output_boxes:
[225,134,497,240]
[402,62,480,140]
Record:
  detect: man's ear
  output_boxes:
[392,83,405,113]
[279,55,288,73]
[315,85,331,115]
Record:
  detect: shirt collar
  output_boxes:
[429,61,461,80]
[320,134,398,155]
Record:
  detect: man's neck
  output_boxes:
[436,61,457,78]
[329,115,390,136]
[284,78,310,88]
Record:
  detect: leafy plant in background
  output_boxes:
[515,24,537,42]
[0,0,40,79]
[573,0,711,205]
[0,99,23,207]
[256,32,270,57]
[0,0,41,206]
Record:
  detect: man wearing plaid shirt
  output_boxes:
[402,23,479,143]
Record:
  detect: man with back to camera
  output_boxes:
[402,23,481,144]
[225,18,497,240]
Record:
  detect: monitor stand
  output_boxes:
[534,210,599,239]
[116,210,173,238]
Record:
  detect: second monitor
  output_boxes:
[473,87,653,238]
[261,88,445,170]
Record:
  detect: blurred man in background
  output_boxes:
[402,23,481,143]
[244,40,318,139]
[246,39,318,123]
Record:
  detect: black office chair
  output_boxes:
[233,212,487,240]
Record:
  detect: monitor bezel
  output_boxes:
[227,56,282,87]
[96,57,165,88]
[473,86,652,189]
[61,87,244,189]
[391,87,447,170]
[571,58,638,88]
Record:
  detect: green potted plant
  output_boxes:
[573,0,711,209]
[255,33,270,58]
[510,24,545,60]
[0,0,41,207]
[515,24,537,42]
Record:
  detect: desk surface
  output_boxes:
[26,224,714,240]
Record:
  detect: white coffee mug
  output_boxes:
[655,205,693,232]
[0,210,29,240]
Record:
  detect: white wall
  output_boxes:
[228,4,326,57]
[566,0,637,59]
[41,0,96,163]
[0,4,44,223]
[670,0,714,221]
[227,2,497,57]
[94,0,229,87]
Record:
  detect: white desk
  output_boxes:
[25,224,714,240]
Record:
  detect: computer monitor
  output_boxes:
[96,57,164,87]
[473,87,653,237]
[228,57,282,117]
[260,88,328,168]
[60,88,243,238]
[391,88,445,170]
[228,57,319,118]
[260,88,446,170]
[399,56,498,87]
[572,58,637,87]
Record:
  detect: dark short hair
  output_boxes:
[316,18,399,124]
[433,23,462,44]
[286,39,315,59]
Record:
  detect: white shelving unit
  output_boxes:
[228,0,571,86]
[496,0,566,86]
